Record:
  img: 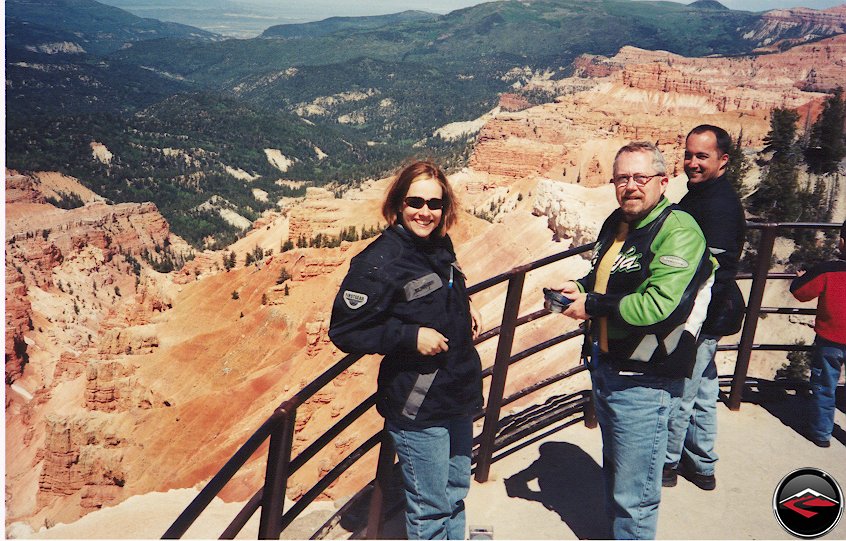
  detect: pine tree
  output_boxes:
[725,128,751,198]
[806,87,846,174]
[276,267,291,285]
[750,159,801,222]
[763,107,800,159]
[749,109,801,222]
[252,245,264,263]
[776,345,810,381]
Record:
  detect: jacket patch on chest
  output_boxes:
[403,273,443,301]
[612,246,643,273]
[343,290,369,309]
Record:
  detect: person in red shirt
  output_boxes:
[790,221,846,448]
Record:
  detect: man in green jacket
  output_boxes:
[551,141,716,539]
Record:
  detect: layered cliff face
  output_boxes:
[5,171,188,526]
[6,263,33,384]
[5,165,396,530]
[751,6,846,51]
[469,35,846,186]
[5,171,181,386]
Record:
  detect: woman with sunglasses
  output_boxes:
[329,160,483,540]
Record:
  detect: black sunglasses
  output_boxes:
[404,196,445,211]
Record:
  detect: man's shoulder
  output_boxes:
[663,206,704,233]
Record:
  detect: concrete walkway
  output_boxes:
[460,399,846,540]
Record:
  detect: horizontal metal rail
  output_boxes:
[217,395,379,538]
[467,243,594,295]
[718,343,814,352]
[280,432,382,532]
[502,365,589,408]
[289,395,378,474]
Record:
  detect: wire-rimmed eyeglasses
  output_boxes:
[610,173,663,187]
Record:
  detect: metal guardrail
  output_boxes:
[727,221,840,410]
[162,221,839,539]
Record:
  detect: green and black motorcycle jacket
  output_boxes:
[576,197,717,378]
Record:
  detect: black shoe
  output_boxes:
[680,464,716,491]
[662,464,678,487]
[804,431,832,448]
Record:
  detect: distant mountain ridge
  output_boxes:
[260,11,440,39]
[689,0,730,10]
[6,0,221,55]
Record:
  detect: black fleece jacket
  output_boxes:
[328,226,483,424]
[678,173,746,336]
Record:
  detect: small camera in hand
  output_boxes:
[543,287,573,313]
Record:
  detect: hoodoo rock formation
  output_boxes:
[5,263,33,384]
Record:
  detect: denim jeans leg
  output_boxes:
[387,417,473,540]
[591,368,616,527]
[807,337,846,442]
[666,337,719,474]
[593,361,683,540]
[682,337,719,474]
[445,416,473,540]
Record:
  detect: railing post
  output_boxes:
[728,225,778,411]
[475,273,525,483]
[258,407,296,539]
[365,426,396,540]
[583,389,597,429]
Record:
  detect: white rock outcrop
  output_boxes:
[532,180,617,251]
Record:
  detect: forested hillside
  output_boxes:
[7,0,844,247]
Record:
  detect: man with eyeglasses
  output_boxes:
[662,125,746,492]
[550,141,716,539]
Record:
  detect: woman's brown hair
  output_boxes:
[381,160,458,237]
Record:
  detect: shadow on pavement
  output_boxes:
[735,383,845,447]
[503,441,610,539]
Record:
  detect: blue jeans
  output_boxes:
[665,336,719,475]
[592,358,683,540]
[386,416,473,540]
[807,335,846,443]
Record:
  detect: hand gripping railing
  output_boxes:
[163,221,838,539]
